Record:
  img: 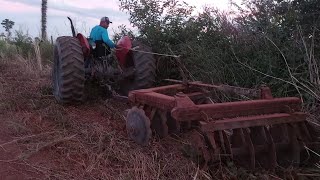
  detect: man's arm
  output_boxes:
[101,30,116,48]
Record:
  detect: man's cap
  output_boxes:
[101,17,112,24]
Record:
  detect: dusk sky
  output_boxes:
[0,0,239,39]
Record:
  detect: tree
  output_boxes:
[1,19,15,38]
[118,0,320,100]
[41,0,48,40]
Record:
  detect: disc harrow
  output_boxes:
[125,80,320,169]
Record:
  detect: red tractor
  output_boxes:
[53,18,156,103]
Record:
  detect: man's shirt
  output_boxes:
[89,25,115,48]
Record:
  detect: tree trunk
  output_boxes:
[41,0,48,41]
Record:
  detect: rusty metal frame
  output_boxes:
[127,81,319,170]
[129,83,303,125]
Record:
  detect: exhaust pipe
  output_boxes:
[67,17,76,37]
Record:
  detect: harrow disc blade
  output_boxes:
[126,107,152,146]
[183,130,211,169]
[198,121,320,169]
[151,110,169,138]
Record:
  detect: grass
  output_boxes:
[0,56,212,179]
[0,40,319,179]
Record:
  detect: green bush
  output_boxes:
[13,29,34,58]
[0,29,53,66]
[0,39,18,59]
[117,0,320,102]
[39,40,53,64]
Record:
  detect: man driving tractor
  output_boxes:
[89,17,116,57]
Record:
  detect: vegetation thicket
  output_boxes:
[1,0,319,112]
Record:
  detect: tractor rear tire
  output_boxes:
[120,40,156,95]
[53,36,85,104]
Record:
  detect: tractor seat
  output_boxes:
[90,40,111,58]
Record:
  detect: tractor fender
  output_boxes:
[76,33,90,57]
[116,36,132,68]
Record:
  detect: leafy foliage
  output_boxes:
[1,19,15,38]
[0,28,53,64]
[14,29,34,58]
[0,39,18,59]
[118,0,320,104]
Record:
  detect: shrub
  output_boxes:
[13,29,34,58]
[39,40,53,64]
[117,0,320,103]
[0,39,18,59]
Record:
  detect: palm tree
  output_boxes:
[41,0,48,40]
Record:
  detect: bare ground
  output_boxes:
[0,58,319,180]
[0,58,209,180]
